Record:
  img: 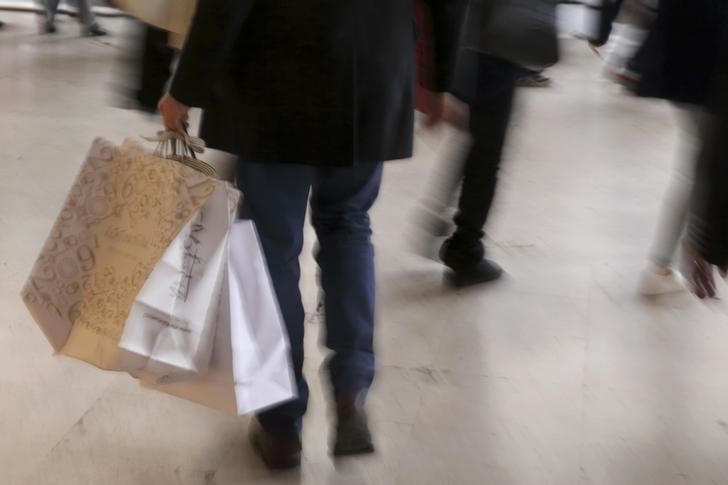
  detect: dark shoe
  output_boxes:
[333,395,375,457]
[249,420,302,470]
[517,72,552,88]
[446,258,503,288]
[43,21,57,34]
[440,236,485,272]
[85,24,108,37]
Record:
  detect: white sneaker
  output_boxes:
[638,266,686,296]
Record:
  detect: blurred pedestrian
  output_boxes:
[159,0,464,470]
[681,37,728,299]
[416,0,559,288]
[682,126,728,299]
[635,0,728,295]
[43,0,107,36]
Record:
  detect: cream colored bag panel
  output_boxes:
[115,0,198,47]
[22,138,218,370]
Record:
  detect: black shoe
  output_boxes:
[440,236,485,271]
[333,395,375,457]
[0,20,5,30]
[85,24,108,37]
[43,21,57,34]
[446,259,503,288]
[517,72,552,88]
[249,420,302,470]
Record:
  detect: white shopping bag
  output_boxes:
[135,220,297,415]
[227,221,297,412]
[118,182,240,380]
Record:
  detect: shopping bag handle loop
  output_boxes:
[142,129,217,178]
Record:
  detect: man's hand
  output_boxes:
[681,241,728,299]
[417,88,469,130]
[159,94,190,132]
[419,88,446,128]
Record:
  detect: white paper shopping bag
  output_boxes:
[227,220,297,412]
[118,181,240,380]
[135,220,296,415]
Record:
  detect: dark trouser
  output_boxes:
[595,0,625,46]
[237,160,383,435]
[136,25,176,113]
[447,55,518,268]
[45,0,95,27]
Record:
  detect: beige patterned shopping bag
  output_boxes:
[21,137,218,370]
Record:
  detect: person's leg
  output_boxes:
[640,106,704,295]
[413,96,470,260]
[236,161,312,436]
[74,0,107,35]
[649,106,704,266]
[311,162,383,397]
[310,162,383,455]
[441,54,517,281]
[45,0,61,26]
[136,25,176,113]
[74,0,95,27]
[413,128,468,258]
[647,174,692,270]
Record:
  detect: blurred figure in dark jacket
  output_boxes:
[159,0,463,470]
[634,0,728,295]
[682,42,728,298]
[416,0,558,288]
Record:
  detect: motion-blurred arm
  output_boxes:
[160,0,255,130]
[420,0,467,125]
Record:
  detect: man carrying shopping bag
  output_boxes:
[160,0,464,469]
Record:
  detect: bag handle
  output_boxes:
[143,129,218,178]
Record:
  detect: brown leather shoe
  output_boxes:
[332,395,375,457]
[249,419,302,470]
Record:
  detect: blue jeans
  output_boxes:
[237,161,383,434]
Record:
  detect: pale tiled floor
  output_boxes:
[2,11,728,485]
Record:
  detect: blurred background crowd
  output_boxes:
[1,1,728,483]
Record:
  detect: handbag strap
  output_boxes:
[142,129,218,178]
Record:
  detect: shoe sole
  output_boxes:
[517,81,552,88]
[333,443,375,458]
[446,270,504,288]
